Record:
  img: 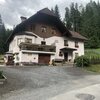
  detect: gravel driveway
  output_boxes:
[0,66,100,100]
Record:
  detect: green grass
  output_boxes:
[84,64,100,73]
[85,49,100,56]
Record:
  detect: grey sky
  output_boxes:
[0,0,99,29]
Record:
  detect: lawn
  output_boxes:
[83,49,100,73]
[85,48,100,58]
[84,64,100,73]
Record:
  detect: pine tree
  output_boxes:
[64,7,71,29]
[54,5,60,19]
[51,8,54,13]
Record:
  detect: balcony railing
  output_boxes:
[19,42,56,52]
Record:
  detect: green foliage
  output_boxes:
[87,36,100,48]
[85,49,100,64]
[54,5,60,19]
[74,56,90,67]
[84,64,100,73]
[0,71,3,79]
[63,1,100,48]
[63,7,72,29]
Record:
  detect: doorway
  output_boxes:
[64,53,68,61]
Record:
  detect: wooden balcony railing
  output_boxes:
[19,42,56,52]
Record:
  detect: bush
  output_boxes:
[0,71,3,79]
[74,56,90,67]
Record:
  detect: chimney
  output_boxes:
[20,16,27,22]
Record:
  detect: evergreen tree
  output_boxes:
[64,1,100,48]
[0,15,6,54]
[54,5,60,19]
[64,7,71,29]
[0,15,12,54]
[51,8,54,13]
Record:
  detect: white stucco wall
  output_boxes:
[21,52,38,63]
[45,36,84,61]
[9,32,85,63]
[9,35,37,53]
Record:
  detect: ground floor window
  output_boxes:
[75,53,79,58]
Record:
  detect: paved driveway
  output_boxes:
[0,66,100,100]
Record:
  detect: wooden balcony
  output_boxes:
[19,42,56,52]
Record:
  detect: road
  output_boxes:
[0,66,100,100]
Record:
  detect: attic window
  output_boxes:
[52,28,56,34]
[41,26,46,33]
[30,24,35,31]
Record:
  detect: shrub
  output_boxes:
[0,71,3,79]
[74,56,90,67]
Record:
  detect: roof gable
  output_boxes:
[37,8,57,17]
[6,8,87,44]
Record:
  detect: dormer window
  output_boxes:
[75,41,79,48]
[41,26,46,33]
[52,28,56,34]
[64,40,68,46]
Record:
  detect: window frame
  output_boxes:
[41,41,46,45]
[25,38,32,43]
[17,38,23,45]
[41,26,47,33]
[75,41,79,48]
[51,28,56,35]
[64,40,68,46]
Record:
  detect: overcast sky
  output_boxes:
[0,0,99,29]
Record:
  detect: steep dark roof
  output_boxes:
[37,8,57,17]
[70,31,87,40]
[6,8,70,43]
[6,8,87,44]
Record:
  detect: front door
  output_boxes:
[64,53,68,61]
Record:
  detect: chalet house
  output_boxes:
[5,8,87,65]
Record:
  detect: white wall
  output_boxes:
[9,33,85,63]
[45,36,84,61]
[9,34,37,53]
[21,52,38,63]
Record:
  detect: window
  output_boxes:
[25,38,32,43]
[75,53,79,58]
[41,41,46,45]
[30,24,35,31]
[41,26,46,33]
[75,41,79,48]
[17,38,23,45]
[52,28,56,34]
[64,40,68,46]
[59,51,63,57]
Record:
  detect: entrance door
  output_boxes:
[39,54,50,64]
[64,53,68,61]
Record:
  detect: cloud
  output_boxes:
[0,0,98,29]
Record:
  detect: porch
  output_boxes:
[60,47,77,62]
